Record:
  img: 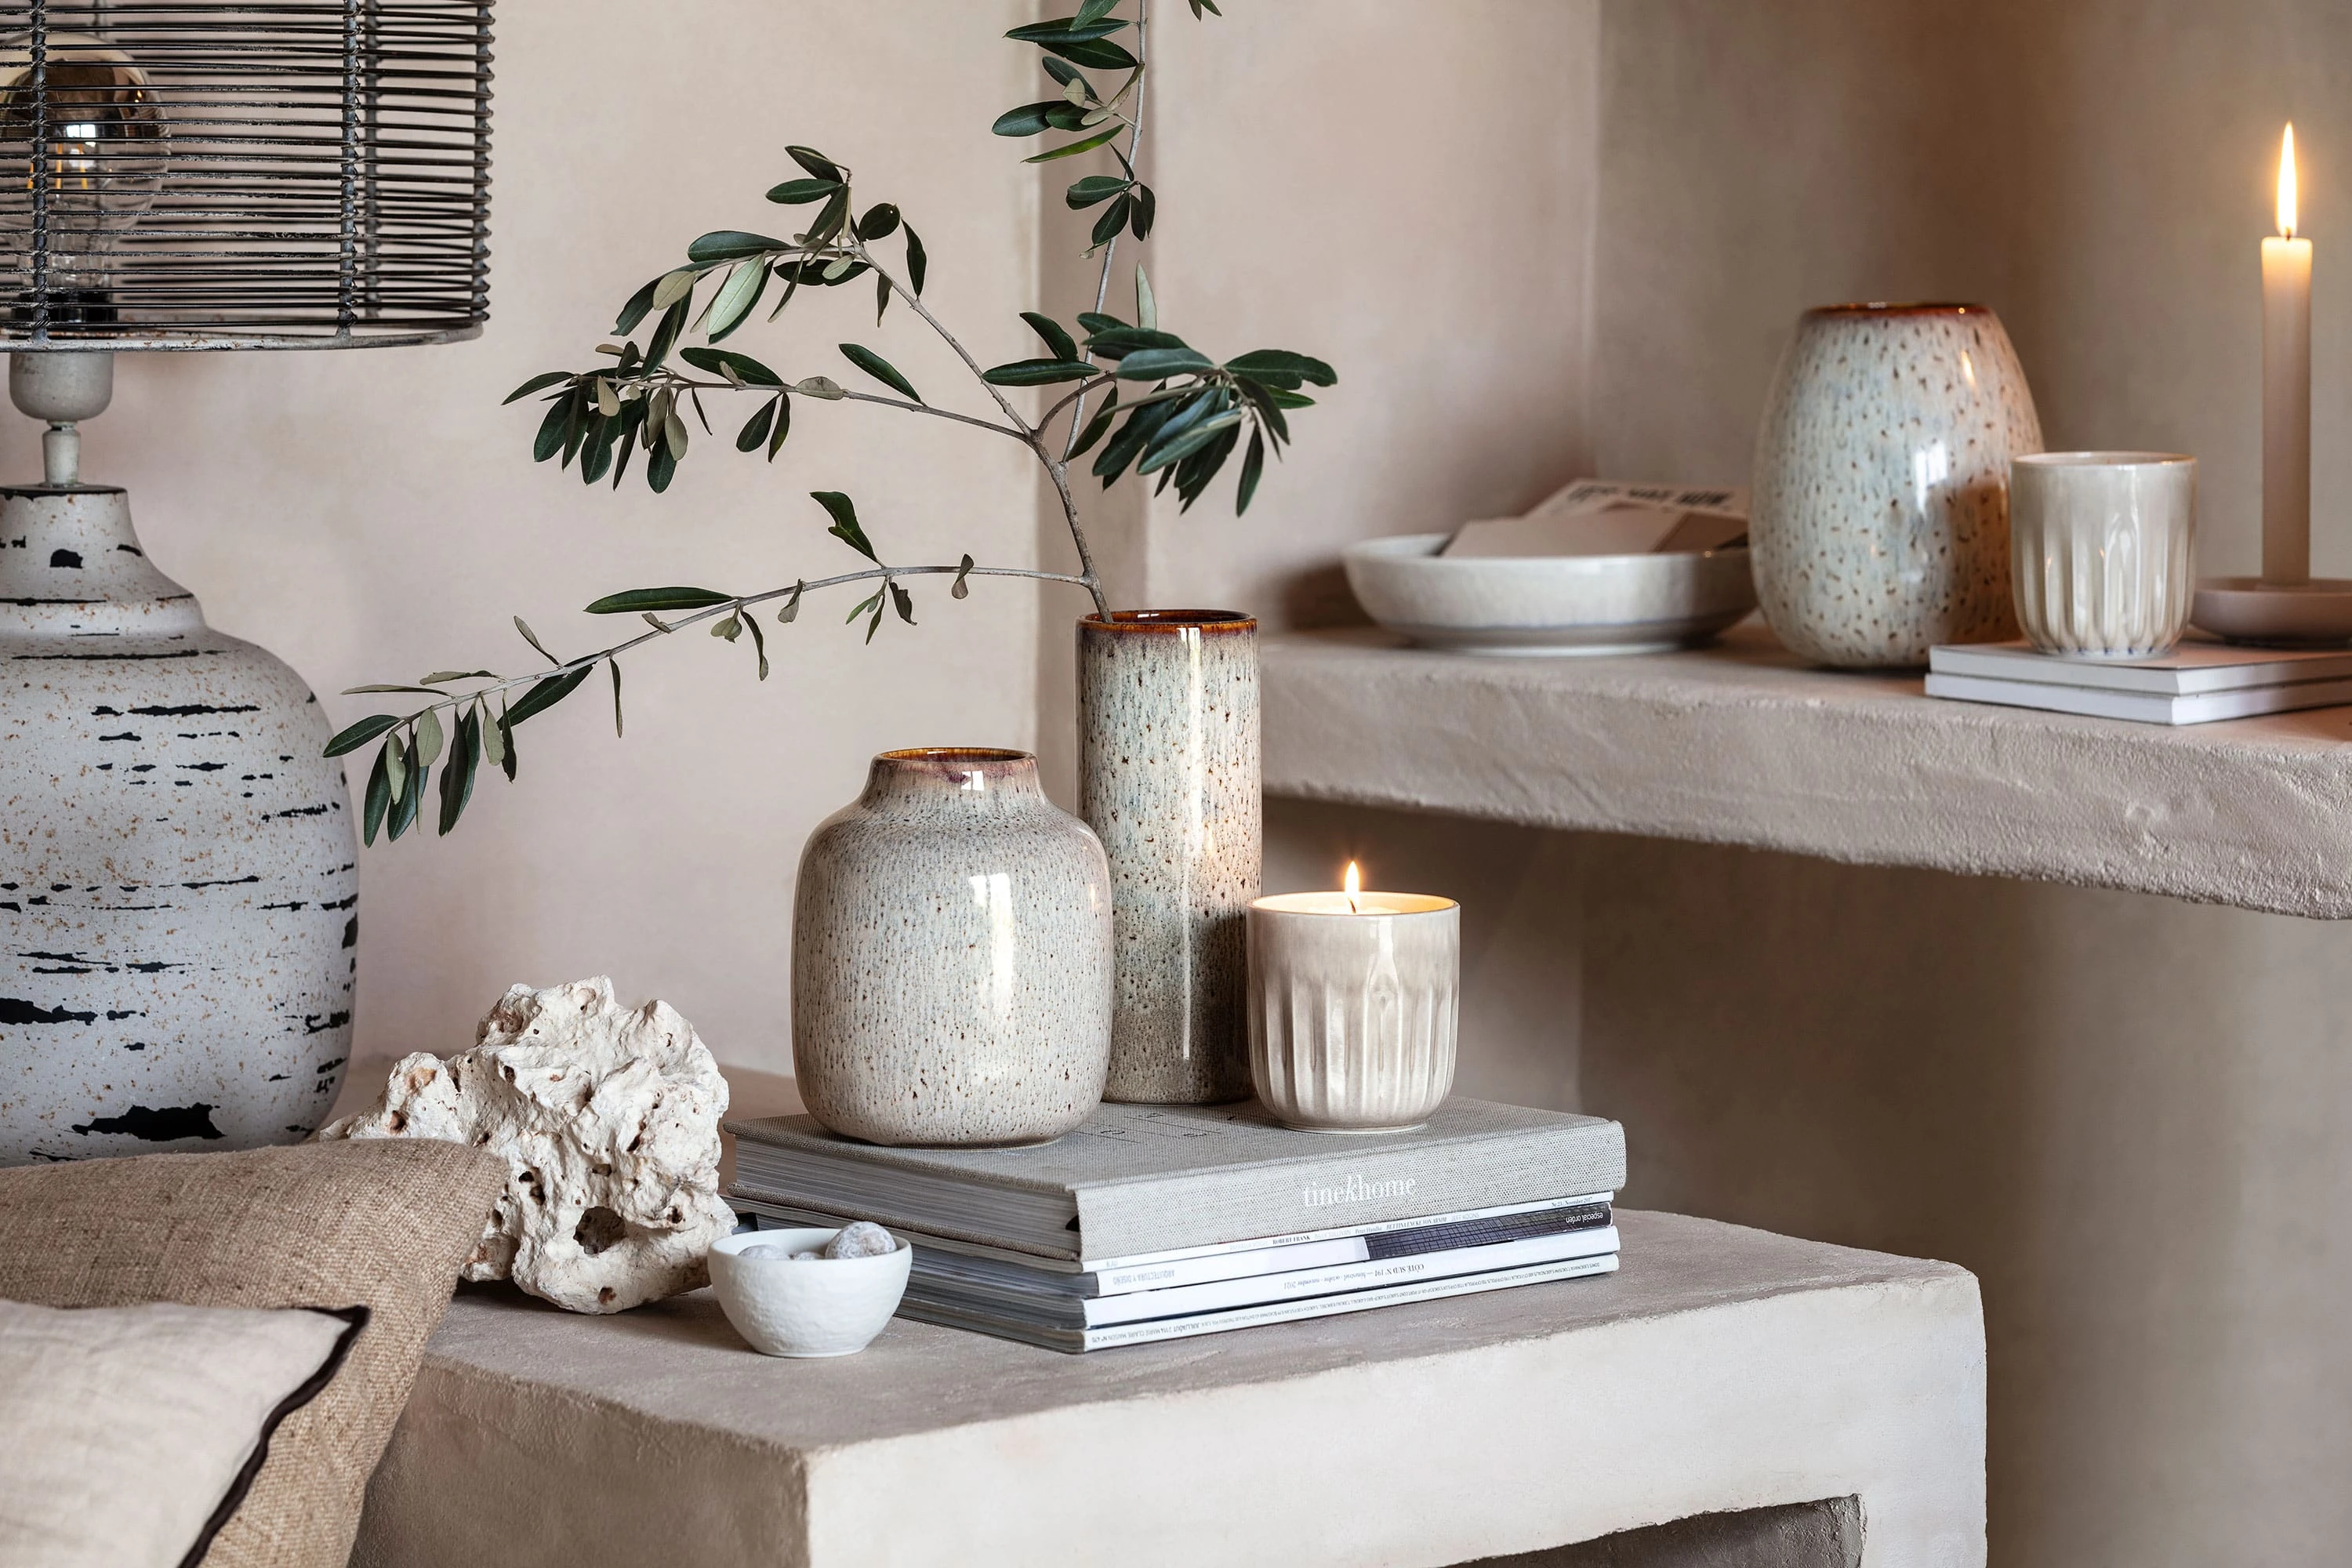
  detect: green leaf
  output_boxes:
[437,706,481,837]
[1065,174,1131,209]
[993,100,1089,137]
[687,230,785,263]
[1093,395,1179,483]
[904,224,927,296]
[341,684,448,696]
[710,614,741,642]
[608,659,624,739]
[1076,310,1130,333]
[982,358,1100,386]
[1007,17,1131,43]
[387,738,423,841]
[1028,125,1125,165]
[613,277,659,336]
[736,398,776,453]
[786,144,844,181]
[480,698,506,767]
[514,615,560,666]
[1225,348,1339,388]
[648,441,678,493]
[644,296,690,372]
[532,395,571,463]
[1115,346,1215,380]
[793,376,846,401]
[1083,325,1185,358]
[664,409,690,459]
[1022,311,1079,363]
[422,676,499,695]
[1134,263,1156,330]
[1040,58,1093,94]
[703,260,771,341]
[1268,387,1317,409]
[362,742,391,846]
[496,700,516,781]
[1040,36,1139,69]
[1236,426,1266,514]
[325,712,401,758]
[1069,391,1120,458]
[778,580,806,623]
[845,590,882,624]
[415,706,445,767]
[768,176,841,205]
[584,586,734,615]
[680,346,785,387]
[506,664,593,728]
[838,343,922,404]
[385,727,407,801]
[855,202,900,241]
[1129,183,1156,240]
[952,554,975,599]
[891,582,916,625]
[811,491,879,561]
[1075,0,1121,26]
[865,591,887,643]
[768,390,793,460]
[744,609,769,681]
[1188,0,1222,14]
[650,267,700,311]
[503,370,572,405]
[1090,194,1132,247]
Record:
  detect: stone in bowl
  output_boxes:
[1341,532,1757,655]
[709,1226,912,1358]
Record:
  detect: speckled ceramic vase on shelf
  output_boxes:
[0,486,357,1165]
[1077,611,1261,1105]
[1751,303,2044,668]
[791,748,1112,1147]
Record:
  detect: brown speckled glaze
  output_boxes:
[1077,612,1261,1105]
[792,749,1112,1147]
[1751,303,2043,668]
[1,487,357,1164]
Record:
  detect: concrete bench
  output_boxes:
[352,1210,1983,1566]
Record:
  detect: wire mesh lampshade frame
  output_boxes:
[0,0,490,350]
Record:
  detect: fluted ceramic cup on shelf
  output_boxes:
[1751,303,2044,667]
[791,748,1112,1148]
[2010,452,2198,657]
[1077,611,1261,1105]
[1247,891,1460,1134]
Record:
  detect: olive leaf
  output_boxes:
[584,586,734,615]
[811,491,878,561]
[325,713,404,756]
[839,343,921,403]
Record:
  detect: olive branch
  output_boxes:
[326,0,1333,844]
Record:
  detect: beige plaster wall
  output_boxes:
[1235,4,2352,1566]
[73,1,1044,1075]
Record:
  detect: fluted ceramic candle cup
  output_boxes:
[2010,452,2197,658]
[1247,891,1459,1134]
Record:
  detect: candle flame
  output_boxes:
[2280,123,2299,240]
[1343,860,1361,913]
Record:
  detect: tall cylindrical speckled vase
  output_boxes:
[793,749,1112,1147]
[1077,611,1261,1105]
[0,486,357,1164]
[1751,303,2043,668]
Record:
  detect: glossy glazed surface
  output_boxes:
[1343,532,1757,655]
[0,488,355,1163]
[791,749,1112,1147]
[2011,453,2196,657]
[1751,303,2042,667]
[1077,614,1261,1105]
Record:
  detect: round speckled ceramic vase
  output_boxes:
[1,486,358,1165]
[1751,303,2043,668]
[791,748,1112,1148]
[1076,611,1261,1105]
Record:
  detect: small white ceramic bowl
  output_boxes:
[1342,532,1758,655]
[708,1227,912,1358]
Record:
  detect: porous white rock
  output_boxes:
[320,976,734,1313]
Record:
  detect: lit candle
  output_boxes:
[1246,862,1460,1134]
[2263,123,2314,586]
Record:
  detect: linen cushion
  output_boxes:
[0,1299,365,1568]
[0,1138,505,1568]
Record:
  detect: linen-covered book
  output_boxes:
[724,1098,1626,1264]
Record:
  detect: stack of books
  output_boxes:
[726,1098,1626,1352]
[1925,639,2352,725]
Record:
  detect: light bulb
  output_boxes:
[0,31,167,326]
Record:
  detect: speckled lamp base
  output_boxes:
[0,486,358,1164]
[1077,611,1261,1105]
[791,749,1112,1147]
[1751,303,2044,669]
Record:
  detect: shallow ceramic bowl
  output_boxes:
[1342,532,1758,655]
[709,1227,912,1358]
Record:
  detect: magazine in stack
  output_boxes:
[1924,638,2352,725]
[726,1097,1627,1352]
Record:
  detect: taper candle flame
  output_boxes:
[2280,123,2299,240]
[1343,860,1361,913]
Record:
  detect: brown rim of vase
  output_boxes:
[1806,302,1989,319]
[876,746,1034,769]
[1080,609,1256,634]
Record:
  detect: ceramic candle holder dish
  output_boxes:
[1247,892,1460,1133]
[2010,452,2197,657]
[708,1228,912,1358]
[1341,533,1756,655]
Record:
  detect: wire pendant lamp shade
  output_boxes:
[0,0,491,350]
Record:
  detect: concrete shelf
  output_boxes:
[1261,623,2352,920]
